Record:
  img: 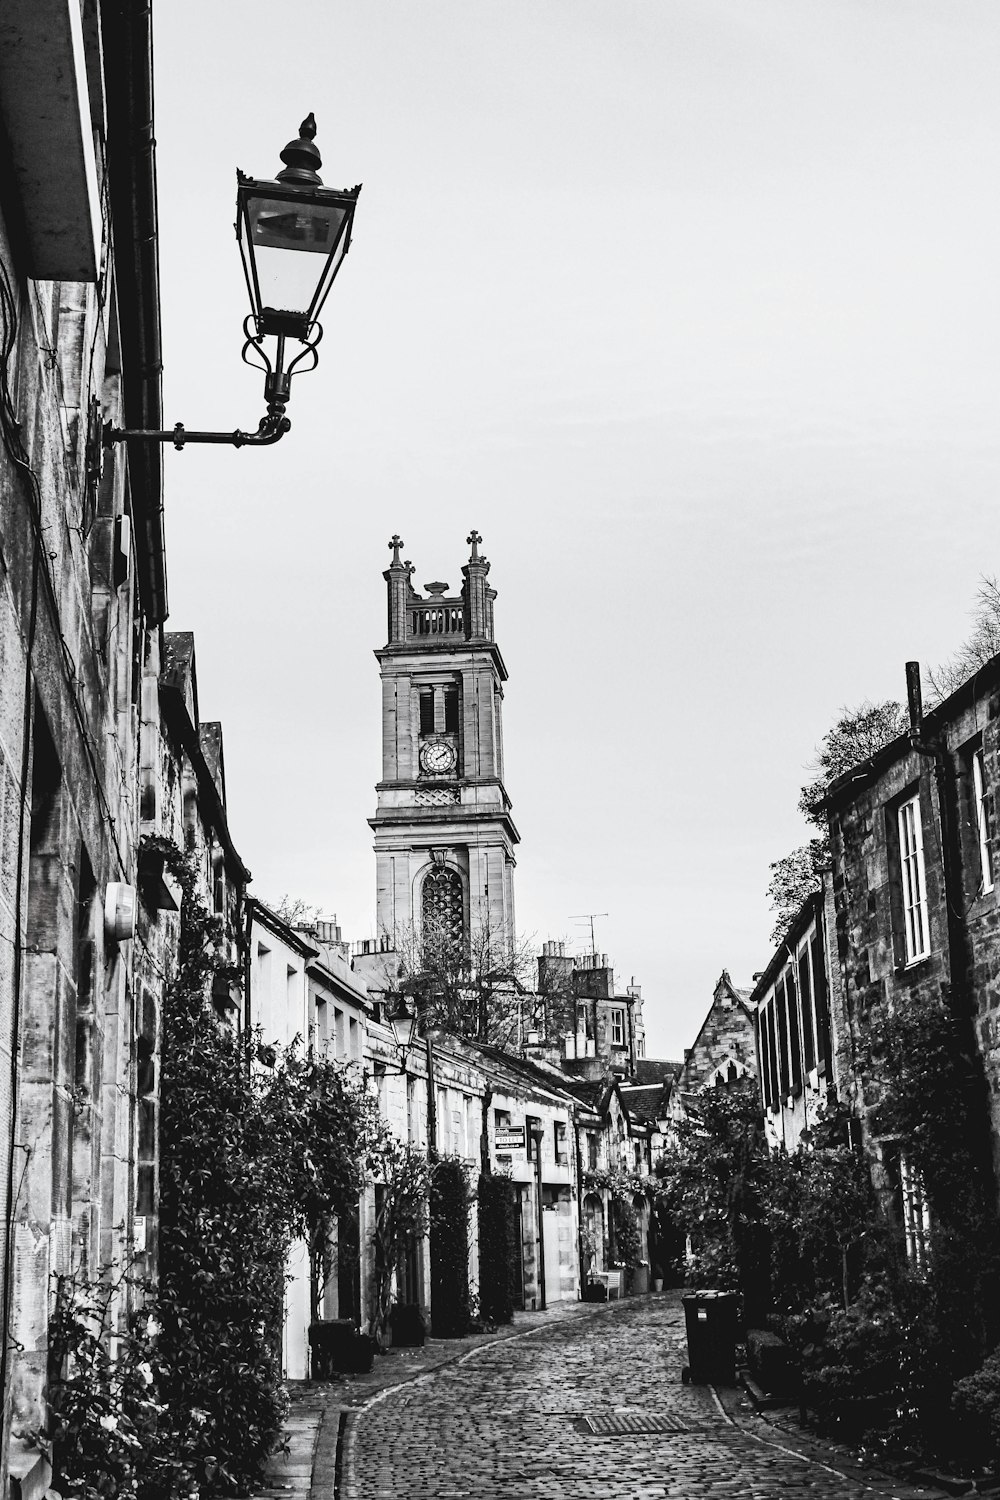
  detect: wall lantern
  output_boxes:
[104,115,360,452]
[386,993,419,1074]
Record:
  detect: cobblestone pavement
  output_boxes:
[341,1294,951,1500]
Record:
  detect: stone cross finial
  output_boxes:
[467,529,482,561]
[388,534,404,565]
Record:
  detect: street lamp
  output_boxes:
[104,114,360,451]
[385,993,419,1074]
[529,1121,546,1311]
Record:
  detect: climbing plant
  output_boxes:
[151,842,384,1492]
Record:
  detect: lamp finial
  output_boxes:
[277,113,323,186]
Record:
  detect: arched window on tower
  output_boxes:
[421,865,464,968]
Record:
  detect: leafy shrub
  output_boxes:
[155,847,383,1492]
[952,1346,1000,1471]
[788,1273,939,1451]
[478,1172,516,1325]
[430,1156,472,1337]
[48,1275,196,1500]
[611,1197,641,1289]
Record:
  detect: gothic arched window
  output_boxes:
[421,866,464,965]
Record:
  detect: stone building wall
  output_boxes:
[825,661,1000,1209]
[0,52,167,1486]
[671,971,756,1116]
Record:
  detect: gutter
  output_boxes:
[103,0,168,624]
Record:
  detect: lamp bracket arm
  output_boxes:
[102,408,292,451]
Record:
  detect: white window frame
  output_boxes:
[898,794,930,963]
[900,1151,931,1270]
[973,748,995,894]
[610,1008,625,1047]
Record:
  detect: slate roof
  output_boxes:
[633,1057,683,1085]
[618,1084,670,1123]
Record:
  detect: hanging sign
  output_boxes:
[495,1126,525,1151]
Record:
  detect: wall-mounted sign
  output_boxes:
[495,1126,525,1151]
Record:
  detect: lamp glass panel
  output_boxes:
[390,1010,417,1052]
[311,236,350,320]
[246,194,347,315]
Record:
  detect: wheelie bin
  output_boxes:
[680,1289,739,1385]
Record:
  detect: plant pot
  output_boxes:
[652,1278,664,1293]
[389,1302,426,1348]
[309,1319,375,1377]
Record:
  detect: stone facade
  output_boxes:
[535,942,648,1076]
[0,8,171,1491]
[824,658,1000,1226]
[669,970,756,1122]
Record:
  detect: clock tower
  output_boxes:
[369,530,518,959]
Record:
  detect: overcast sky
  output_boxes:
[153,1,1000,1058]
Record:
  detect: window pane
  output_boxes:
[786,965,803,1094]
[799,948,815,1072]
[974,749,995,893]
[775,976,790,1096]
[766,1003,779,1110]
[898,795,929,961]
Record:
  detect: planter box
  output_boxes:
[746,1328,798,1395]
[631,1266,649,1296]
[309,1319,375,1377]
[389,1303,426,1347]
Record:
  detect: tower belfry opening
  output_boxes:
[365,531,519,968]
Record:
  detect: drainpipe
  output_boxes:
[529,1122,546,1310]
[243,898,254,1071]
[425,1029,437,1158]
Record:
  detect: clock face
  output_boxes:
[420,740,457,775]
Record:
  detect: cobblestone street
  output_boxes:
[341,1294,949,1500]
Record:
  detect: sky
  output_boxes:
[153,1,1000,1059]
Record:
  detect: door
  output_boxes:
[543,1207,561,1305]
